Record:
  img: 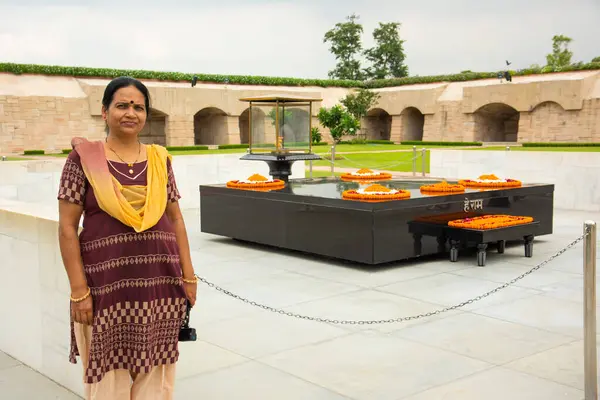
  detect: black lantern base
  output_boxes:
[240,153,322,182]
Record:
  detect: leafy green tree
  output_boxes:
[267,107,292,126]
[340,88,381,120]
[323,14,365,81]
[546,35,573,70]
[364,22,408,79]
[592,56,600,63]
[317,105,360,144]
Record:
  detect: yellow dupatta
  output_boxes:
[72,138,171,232]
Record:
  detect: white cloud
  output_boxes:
[0,0,598,78]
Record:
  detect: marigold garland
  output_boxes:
[342,183,410,201]
[226,173,285,190]
[420,180,465,193]
[341,168,392,181]
[415,212,483,224]
[448,214,534,230]
[458,174,522,188]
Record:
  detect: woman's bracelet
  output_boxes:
[182,276,198,284]
[70,287,91,303]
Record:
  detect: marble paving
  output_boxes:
[2,208,599,399]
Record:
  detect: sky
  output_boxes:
[0,0,598,79]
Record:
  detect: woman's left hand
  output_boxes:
[183,280,197,307]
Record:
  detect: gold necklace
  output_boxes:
[107,141,141,174]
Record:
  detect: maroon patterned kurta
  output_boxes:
[57,149,187,384]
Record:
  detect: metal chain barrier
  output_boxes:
[197,230,589,326]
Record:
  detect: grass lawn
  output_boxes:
[308,151,430,173]
[471,146,600,152]
[304,170,342,178]
[311,144,478,154]
[2,157,34,161]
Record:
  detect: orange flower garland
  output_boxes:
[458,174,522,188]
[448,214,534,230]
[420,180,465,194]
[226,173,285,190]
[341,168,392,181]
[342,183,410,201]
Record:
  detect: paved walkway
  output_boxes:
[1,207,599,399]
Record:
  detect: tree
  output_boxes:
[339,88,381,120]
[364,22,408,79]
[546,35,573,70]
[317,105,360,144]
[592,56,600,63]
[267,107,292,126]
[323,14,365,81]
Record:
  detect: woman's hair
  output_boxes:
[102,76,151,114]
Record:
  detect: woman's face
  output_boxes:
[102,85,147,138]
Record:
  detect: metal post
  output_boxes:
[331,145,336,177]
[421,148,426,177]
[584,220,597,400]
[412,146,416,176]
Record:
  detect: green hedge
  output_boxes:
[23,149,45,155]
[0,63,360,88]
[522,142,600,147]
[218,144,249,149]
[401,141,483,146]
[363,62,600,89]
[2,62,599,89]
[166,145,209,151]
[365,140,395,145]
[338,139,395,145]
[62,148,72,154]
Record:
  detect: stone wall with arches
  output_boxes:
[1,71,600,153]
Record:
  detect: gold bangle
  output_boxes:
[182,276,198,284]
[70,287,91,303]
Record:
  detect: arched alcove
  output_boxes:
[363,108,392,140]
[474,103,520,142]
[401,107,424,141]
[194,107,228,145]
[139,108,167,146]
[239,108,250,144]
[239,108,268,145]
[527,101,571,141]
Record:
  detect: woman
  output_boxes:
[57,76,197,400]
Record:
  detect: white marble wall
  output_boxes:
[0,154,305,210]
[430,150,600,212]
[0,205,85,397]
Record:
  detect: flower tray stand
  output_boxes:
[408,221,540,267]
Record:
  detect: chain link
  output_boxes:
[197,230,589,325]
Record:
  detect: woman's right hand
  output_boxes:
[71,290,94,325]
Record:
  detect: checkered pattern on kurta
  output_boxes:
[58,150,187,384]
[58,158,87,205]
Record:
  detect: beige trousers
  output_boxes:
[74,323,176,400]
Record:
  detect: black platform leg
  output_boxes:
[265,160,294,182]
[477,243,488,267]
[524,235,534,258]
[413,234,422,255]
[497,240,506,254]
[450,240,460,262]
[437,236,447,252]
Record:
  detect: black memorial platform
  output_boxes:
[199,178,554,265]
